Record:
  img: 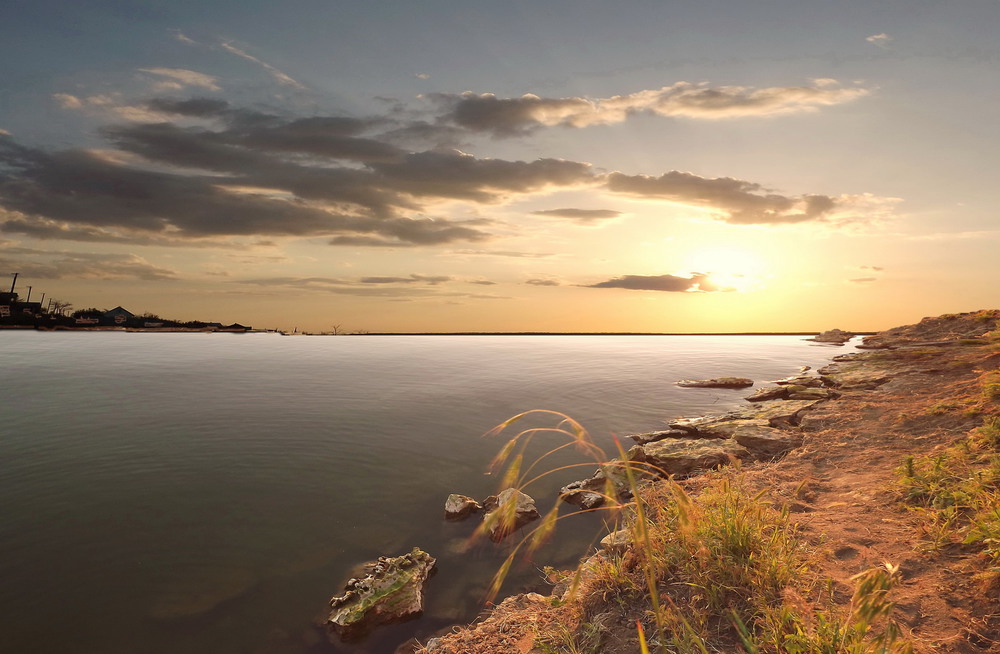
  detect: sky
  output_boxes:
[1,0,998,333]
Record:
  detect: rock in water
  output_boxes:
[807,329,854,344]
[444,494,481,521]
[482,488,540,541]
[325,548,436,641]
[676,377,754,389]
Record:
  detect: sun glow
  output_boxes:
[684,247,766,292]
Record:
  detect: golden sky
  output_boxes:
[2,1,998,332]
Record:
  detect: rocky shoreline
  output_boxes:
[403,310,1000,654]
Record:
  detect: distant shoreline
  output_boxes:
[353,331,878,336]
[2,326,877,337]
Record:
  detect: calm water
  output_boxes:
[0,332,850,654]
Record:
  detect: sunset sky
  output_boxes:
[1,0,998,333]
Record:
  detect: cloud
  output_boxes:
[585,273,727,292]
[138,68,221,91]
[605,170,838,225]
[906,230,1000,241]
[0,127,513,245]
[849,277,878,284]
[53,93,84,110]
[859,265,884,271]
[359,274,452,285]
[171,31,197,46]
[866,33,892,49]
[220,42,305,89]
[530,208,622,224]
[453,249,557,258]
[0,247,177,280]
[416,73,431,80]
[525,278,561,286]
[2,84,883,251]
[146,97,231,117]
[433,80,869,135]
[235,275,502,299]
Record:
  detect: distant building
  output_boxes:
[103,307,135,325]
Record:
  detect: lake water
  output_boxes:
[0,332,851,654]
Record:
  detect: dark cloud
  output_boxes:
[2,84,867,252]
[368,150,594,201]
[585,273,724,292]
[605,171,838,224]
[0,130,500,245]
[530,208,622,224]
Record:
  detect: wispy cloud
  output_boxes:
[219,42,306,90]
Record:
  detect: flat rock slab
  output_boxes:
[326,548,436,641]
[670,399,821,435]
[628,428,691,445]
[818,361,893,390]
[773,374,825,388]
[676,377,754,389]
[639,438,750,477]
[731,423,803,459]
[745,386,789,402]
[744,399,823,426]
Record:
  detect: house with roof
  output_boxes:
[103,306,135,325]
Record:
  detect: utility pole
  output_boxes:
[9,272,18,294]
[25,286,32,302]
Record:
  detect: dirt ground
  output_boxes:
[415,311,1000,654]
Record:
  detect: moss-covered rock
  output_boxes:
[325,547,436,641]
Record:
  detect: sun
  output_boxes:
[683,247,766,292]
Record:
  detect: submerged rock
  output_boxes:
[482,488,540,541]
[676,376,755,389]
[444,494,481,521]
[325,547,436,641]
